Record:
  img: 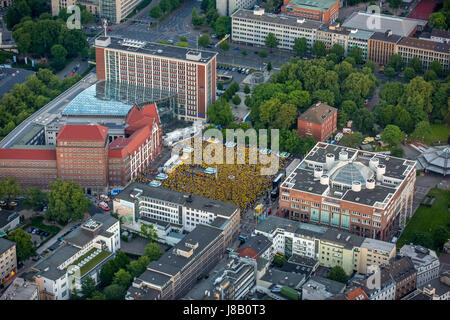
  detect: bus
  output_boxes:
[272,173,283,190]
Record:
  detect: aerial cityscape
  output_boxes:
[0,0,449,307]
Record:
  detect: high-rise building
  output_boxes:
[279,142,416,241]
[95,37,217,121]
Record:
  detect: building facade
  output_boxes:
[279,142,417,241]
[0,277,39,300]
[281,0,339,24]
[297,102,337,142]
[400,245,440,287]
[367,31,403,66]
[359,238,396,274]
[95,37,217,121]
[0,238,16,285]
[397,37,450,71]
[389,257,417,300]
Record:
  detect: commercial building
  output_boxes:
[347,29,374,60]
[316,24,349,51]
[95,37,217,121]
[281,0,339,24]
[30,214,120,300]
[231,8,322,51]
[397,37,450,71]
[279,142,416,241]
[356,267,396,300]
[0,238,16,285]
[400,245,440,287]
[417,270,450,300]
[258,268,306,296]
[301,275,345,300]
[430,29,450,44]
[216,0,257,16]
[113,182,240,247]
[236,234,273,260]
[127,224,226,300]
[51,0,100,16]
[359,237,396,274]
[367,31,402,66]
[0,277,39,300]
[297,102,337,142]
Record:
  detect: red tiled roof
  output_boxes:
[126,104,159,126]
[57,125,108,142]
[0,149,56,161]
[108,125,151,159]
[407,0,436,21]
[236,247,259,259]
[346,287,368,300]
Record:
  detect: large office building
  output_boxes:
[95,37,217,121]
[30,214,120,300]
[113,182,240,246]
[279,142,416,241]
[0,238,16,285]
[216,0,257,16]
[231,8,322,51]
[367,31,403,66]
[397,37,450,71]
[297,102,337,142]
[281,0,339,24]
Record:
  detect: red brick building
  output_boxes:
[281,0,339,24]
[298,102,337,142]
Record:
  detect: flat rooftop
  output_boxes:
[232,9,323,30]
[285,0,338,11]
[361,237,395,253]
[96,37,217,64]
[399,37,450,54]
[342,11,427,37]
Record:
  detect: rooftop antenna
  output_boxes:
[103,19,108,37]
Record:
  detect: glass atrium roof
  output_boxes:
[62,81,176,116]
[330,162,374,186]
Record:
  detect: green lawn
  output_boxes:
[68,248,112,276]
[397,188,450,249]
[428,124,450,144]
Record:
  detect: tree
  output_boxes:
[267,61,272,72]
[113,269,132,288]
[0,177,21,202]
[214,16,231,37]
[232,94,241,105]
[403,67,416,82]
[349,46,363,64]
[390,145,404,157]
[410,232,433,249]
[140,223,158,240]
[273,255,287,267]
[265,33,279,51]
[104,284,126,300]
[159,0,170,12]
[273,103,297,130]
[329,44,345,61]
[113,251,130,270]
[46,179,91,225]
[50,44,67,70]
[8,229,35,261]
[244,84,250,94]
[387,54,404,72]
[408,57,423,74]
[87,291,106,300]
[149,5,163,18]
[327,266,348,284]
[198,34,210,48]
[429,12,447,30]
[384,66,396,80]
[207,98,233,126]
[411,120,432,142]
[388,0,402,9]
[381,124,405,146]
[293,37,307,56]
[200,0,209,11]
[81,277,97,298]
[24,187,46,211]
[259,50,268,58]
[99,260,116,286]
[430,61,443,78]
[424,70,438,82]
[145,242,163,261]
[312,41,326,57]
[432,226,449,249]
[339,132,363,148]
[219,41,230,50]
[127,255,150,278]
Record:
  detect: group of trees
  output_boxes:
[12,15,88,71]
[57,5,94,26]
[8,228,35,261]
[385,54,445,83]
[207,82,240,126]
[0,68,81,139]
[409,226,449,252]
[4,0,50,30]
[327,266,348,284]
[92,244,163,300]
[149,0,185,19]
[45,179,91,225]
[191,0,231,37]
[429,0,450,30]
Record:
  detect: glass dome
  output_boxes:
[437,147,450,159]
[330,162,374,186]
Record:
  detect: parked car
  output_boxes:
[99,201,110,210]
[0,201,6,206]
[100,194,110,202]
[226,248,234,253]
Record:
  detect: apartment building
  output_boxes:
[319,228,364,275]
[281,0,339,24]
[357,267,396,300]
[31,214,120,300]
[0,238,16,285]
[388,256,417,300]
[302,275,345,300]
[127,224,225,300]
[400,245,440,287]
[397,37,450,71]
[231,8,322,51]
[297,102,337,142]
[359,238,396,274]
[113,182,240,247]
[216,0,257,16]
[236,234,273,261]
[95,37,217,121]
[279,142,416,241]
[367,31,403,66]
[0,277,39,300]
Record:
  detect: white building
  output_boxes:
[216,0,258,16]
[31,214,120,300]
[231,8,322,50]
[0,277,39,300]
[400,245,440,287]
